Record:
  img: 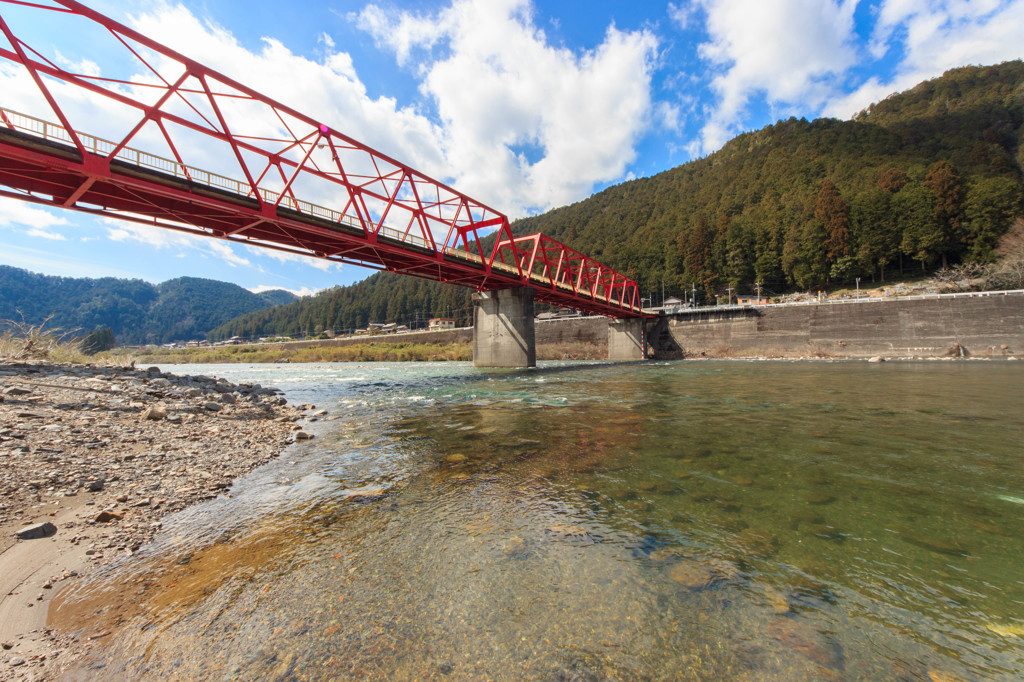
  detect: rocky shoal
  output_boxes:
[0,360,313,680]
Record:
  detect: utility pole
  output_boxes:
[691,282,697,307]
[726,285,733,305]
[755,280,762,299]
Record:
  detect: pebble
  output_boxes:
[8,657,26,667]
[444,454,468,464]
[294,431,313,441]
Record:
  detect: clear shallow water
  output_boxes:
[54,360,1024,680]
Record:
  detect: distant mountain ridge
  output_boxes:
[0,266,297,344]
[210,62,1024,339]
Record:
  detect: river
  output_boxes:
[53,360,1024,680]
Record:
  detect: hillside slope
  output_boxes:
[0,268,296,343]
[211,62,1024,339]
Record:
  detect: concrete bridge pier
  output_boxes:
[473,287,536,368]
[608,317,646,361]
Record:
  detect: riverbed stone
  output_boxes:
[669,560,715,589]
[766,616,844,671]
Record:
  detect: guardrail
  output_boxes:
[0,106,435,249]
[654,289,1024,315]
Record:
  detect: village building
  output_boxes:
[429,317,456,331]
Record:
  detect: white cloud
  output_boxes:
[692,0,858,153]
[0,197,70,241]
[103,219,252,269]
[668,2,698,30]
[249,284,320,297]
[244,244,341,272]
[827,0,1024,118]
[356,0,659,214]
[25,227,67,241]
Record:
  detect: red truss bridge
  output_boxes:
[0,0,642,318]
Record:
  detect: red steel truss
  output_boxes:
[0,0,641,317]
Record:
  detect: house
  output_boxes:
[736,295,769,306]
[663,296,684,307]
[429,317,456,330]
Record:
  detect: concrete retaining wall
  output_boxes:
[653,293,1024,359]
[242,294,1023,361]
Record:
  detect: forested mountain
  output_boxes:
[0,267,296,343]
[210,272,473,339]
[211,62,1024,339]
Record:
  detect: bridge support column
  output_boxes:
[608,318,646,361]
[473,287,536,368]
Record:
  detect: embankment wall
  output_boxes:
[254,294,1023,360]
[651,293,1024,359]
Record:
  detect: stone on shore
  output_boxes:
[15,521,57,540]
[140,405,167,421]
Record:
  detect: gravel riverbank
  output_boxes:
[0,361,309,680]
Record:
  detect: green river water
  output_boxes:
[55,360,1024,680]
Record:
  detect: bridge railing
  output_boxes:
[1,106,434,251]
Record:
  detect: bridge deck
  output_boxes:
[0,109,640,316]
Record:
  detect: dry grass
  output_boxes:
[128,341,473,364]
[0,316,89,363]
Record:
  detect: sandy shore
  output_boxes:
[0,361,309,680]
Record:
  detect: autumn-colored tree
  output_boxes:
[878,167,909,194]
[815,179,852,265]
[923,160,966,268]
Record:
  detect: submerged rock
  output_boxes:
[766,616,844,671]
[734,527,779,559]
[669,560,715,589]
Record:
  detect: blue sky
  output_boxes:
[2,0,1023,295]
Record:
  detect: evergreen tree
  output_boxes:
[964,177,1024,262]
[923,160,966,268]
